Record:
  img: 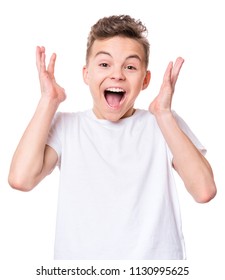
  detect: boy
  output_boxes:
[8,15,216,260]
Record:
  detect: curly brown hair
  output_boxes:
[86,15,150,67]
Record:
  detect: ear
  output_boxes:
[82,66,89,85]
[142,70,151,90]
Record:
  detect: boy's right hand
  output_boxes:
[36,46,66,104]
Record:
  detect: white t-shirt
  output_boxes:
[47,109,205,260]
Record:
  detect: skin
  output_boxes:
[8,36,216,203]
[83,37,150,122]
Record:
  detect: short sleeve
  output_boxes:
[47,112,63,167]
[172,110,206,156]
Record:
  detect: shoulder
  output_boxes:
[134,109,154,120]
[136,109,187,128]
[133,109,158,127]
[52,110,89,125]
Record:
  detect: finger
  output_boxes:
[163,61,173,83]
[160,61,173,93]
[36,46,47,77]
[36,46,45,70]
[171,57,184,88]
[36,46,41,71]
[47,53,57,79]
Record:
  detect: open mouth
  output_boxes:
[104,87,126,108]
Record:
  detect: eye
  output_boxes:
[99,62,109,68]
[125,65,137,70]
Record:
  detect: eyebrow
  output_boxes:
[95,51,142,62]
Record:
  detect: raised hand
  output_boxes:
[36,46,66,104]
[149,57,184,116]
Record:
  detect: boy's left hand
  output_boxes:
[149,57,184,116]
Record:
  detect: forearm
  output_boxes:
[155,111,216,203]
[8,96,59,190]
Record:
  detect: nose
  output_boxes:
[110,66,125,81]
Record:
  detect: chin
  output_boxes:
[94,105,134,122]
[104,113,123,122]
[104,107,136,122]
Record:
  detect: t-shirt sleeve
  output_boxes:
[47,112,63,167]
[172,110,206,156]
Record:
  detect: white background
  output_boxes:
[0,0,224,279]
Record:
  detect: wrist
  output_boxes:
[153,108,173,120]
[35,96,60,122]
[39,95,61,110]
[154,110,179,132]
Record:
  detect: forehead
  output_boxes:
[90,36,145,61]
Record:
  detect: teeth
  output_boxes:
[106,87,125,93]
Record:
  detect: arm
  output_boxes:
[149,58,216,203]
[8,46,66,191]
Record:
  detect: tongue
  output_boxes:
[105,93,123,107]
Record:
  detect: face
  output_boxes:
[83,36,151,122]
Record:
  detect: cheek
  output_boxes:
[134,78,146,93]
[87,70,103,85]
